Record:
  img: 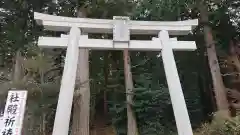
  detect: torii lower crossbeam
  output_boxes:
[37,36,196,51]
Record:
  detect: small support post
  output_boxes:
[123,49,139,135]
[52,26,81,135]
[159,30,193,135]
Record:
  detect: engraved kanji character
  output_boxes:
[9,93,19,103]
[4,116,15,127]
[2,128,13,135]
[6,104,18,115]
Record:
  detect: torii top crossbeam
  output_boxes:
[34,12,198,35]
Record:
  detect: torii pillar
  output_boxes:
[34,12,198,135]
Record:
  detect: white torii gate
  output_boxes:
[34,12,198,135]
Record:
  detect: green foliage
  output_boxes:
[106,61,127,135]
[133,84,175,135]
[133,0,195,21]
[195,116,240,135]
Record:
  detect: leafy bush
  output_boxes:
[195,116,240,135]
[132,72,177,135]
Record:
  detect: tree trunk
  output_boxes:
[229,41,240,73]
[71,8,90,135]
[13,50,22,83]
[123,50,138,135]
[42,112,46,135]
[103,52,110,116]
[198,0,230,118]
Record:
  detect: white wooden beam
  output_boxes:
[51,27,80,135]
[160,30,193,135]
[34,12,198,35]
[38,37,196,51]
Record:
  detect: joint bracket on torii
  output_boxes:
[113,16,130,48]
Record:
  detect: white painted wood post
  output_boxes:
[52,26,81,135]
[0,91,27,135]
[159,30,193,135]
